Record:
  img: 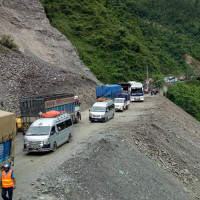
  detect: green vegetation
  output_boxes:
[80,74,87,79]
[167,79,200,121]
[0,34,19,52]
[40,0,200,83]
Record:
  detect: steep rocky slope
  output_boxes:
[0,46,98,113]
[0,0,100,113]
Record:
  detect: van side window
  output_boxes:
[56,119,72,131]
[57,121,66,131]
[66,119,72,127]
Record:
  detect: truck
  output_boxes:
[0,110,16,168]
[128,81,144,102]
[114,93,131,111]
[20,93,81,134]
[117,82,131,93]
[96,85,122,99]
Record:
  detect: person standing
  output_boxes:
[1,164,16,200]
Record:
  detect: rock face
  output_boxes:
[0,0,101,113]
[0,47,98,114]
[0,0,99,81]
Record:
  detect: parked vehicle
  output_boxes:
[20,93,81,134]
[117,82,131,93]
[96,85,122,99]
[24,113,73,152]
[128,81,144,102]
[89,100,115,122]
[114,93,130,111]
[16,117,22,131]
[0,110,16,167]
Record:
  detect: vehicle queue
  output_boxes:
[0,81,144,159]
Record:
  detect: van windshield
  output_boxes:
[114,99,124,103]
[26,126,51,136]
[91,106,106,112]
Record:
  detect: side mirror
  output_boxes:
[89,109,90,112]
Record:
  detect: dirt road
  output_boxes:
[13,95,200,200]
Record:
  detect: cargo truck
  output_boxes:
[20,93,81,134]
[96,85,122,99]
[114,93,130,111]
[117,82,131,93]
[0,110,16,168]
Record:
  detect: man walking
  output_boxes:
[1,164,16,200]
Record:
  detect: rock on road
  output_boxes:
[13,95,200,200]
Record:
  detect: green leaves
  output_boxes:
[40,0,198,83]
[167,80,200,121]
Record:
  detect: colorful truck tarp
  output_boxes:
[96,85,122,99]
[20,93,76,133]
[0,110,16,167]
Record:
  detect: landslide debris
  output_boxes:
[26,96,200,200]
[0,0,100,113]
[0,0,99,82]
[0,46,98,113]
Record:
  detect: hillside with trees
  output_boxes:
[40,0,200,83]
[167,78,200,122]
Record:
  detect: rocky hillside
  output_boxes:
[0,46,98,113]
[0,0,100,113]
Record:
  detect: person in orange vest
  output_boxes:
[1,164,16,200]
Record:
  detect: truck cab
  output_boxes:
[114,98,126,111]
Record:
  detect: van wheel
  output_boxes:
[104,117,108,122]
[52,142,57,152]
[67,134,72,143]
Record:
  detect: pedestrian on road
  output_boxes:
[151,89,153,96]
[1,164,16,200]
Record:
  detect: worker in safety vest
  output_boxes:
[1,164,16,200]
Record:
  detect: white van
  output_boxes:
[24,114,73,152]
[89,100,115,122]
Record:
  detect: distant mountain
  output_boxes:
[40,0,200,83]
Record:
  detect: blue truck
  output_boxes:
[0,110,16,168]
[20,93,81,134]
[96,85,122,99]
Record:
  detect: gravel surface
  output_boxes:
[13,96,200,200]
[0,46,98,113]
